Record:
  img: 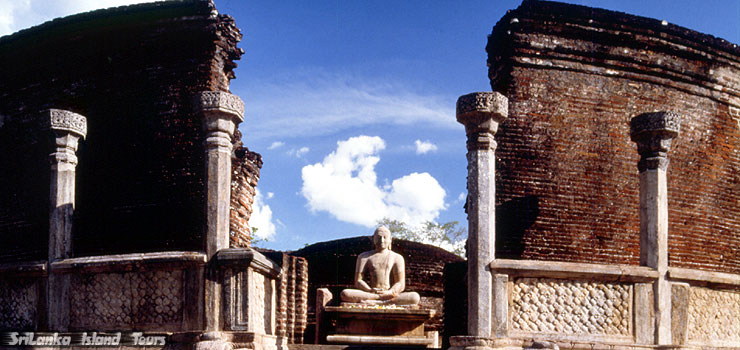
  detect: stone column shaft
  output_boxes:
[456,92,508,339]
[45,109,87,331]
[630,111,679,346]
[194,91,245,331]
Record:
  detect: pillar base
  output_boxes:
[450,336,519,350]
[173,331,283,350]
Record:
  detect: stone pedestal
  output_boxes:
[45,109,87,331]
[456,92,508,348]
[324,306,436,347]
[630,111,680,346]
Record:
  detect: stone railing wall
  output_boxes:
[51,252,207,332]
[0,262,45,331]
[487,259,740,349]
[0,250,284,343]
[668,268,740,348]
[213,248,283,350]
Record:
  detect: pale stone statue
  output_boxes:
[340,226,420,306]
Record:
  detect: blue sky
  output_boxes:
[2,0,739,251]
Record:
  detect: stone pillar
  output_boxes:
[630,111,680,346]
[194,91,245,331]
[455,92,508,345]
[46,109,87,330]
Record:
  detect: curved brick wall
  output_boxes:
[488,1,740,274]
[0,0,243,260]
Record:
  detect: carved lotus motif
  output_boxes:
[47,109,87,138]
[195,91,244,121]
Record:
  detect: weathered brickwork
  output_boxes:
[687,286,740,346]
[70,270,183,330]
[0,277,38,330]
[0,0,243,260]
[294,256,309,343]
[230,130,263,248]
[488,1,740,274]
[262,251,309,344]
[510,278,631,336]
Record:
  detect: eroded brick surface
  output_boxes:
[489,1,740,274]
[0,0,243,259]
[230,130,263,248]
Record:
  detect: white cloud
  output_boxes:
[267,141,284,150]
[248,189,276,240]
[0,0,165,37]
[241,70,459,141]
[301,135,446,227]
[288,146,310,158]
[414,139,438,154]
[457,192,466,202]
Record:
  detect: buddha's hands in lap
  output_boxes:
[374,289,397,300]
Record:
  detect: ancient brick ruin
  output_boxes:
[490,1,740,273]
[0,1,303,349]
[2,0,740,349]
[451,1,740,350]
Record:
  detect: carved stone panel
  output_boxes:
[70,270,183,329]
[0,277,38,330]
[687,287,740,346]
[510,278,632,337]
[250,271,267,333]
[224,267,276,335]
[224,268,249,330]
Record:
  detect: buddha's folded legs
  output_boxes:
[340,289,420,305]
[340,288,380,302]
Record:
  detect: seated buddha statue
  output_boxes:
[339,226,420,306]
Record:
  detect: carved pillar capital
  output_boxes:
[45,109,87,166]
[195,91,245,126]
[456,92,508,150]
[630,111,680,171]
[47,109,87,137]
[195,91,245,150]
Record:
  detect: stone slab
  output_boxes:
[668,267,740,287]
[327,335,432,346]
[323,306,434,319]
[490,259,659,282]
[0,261,47,276]
[50,251,207,273]
[323,307,435,346]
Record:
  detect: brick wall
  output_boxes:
[0,0,243,260]
[488,1,740,273]
[262,251,309,344]
[230,130,263,248]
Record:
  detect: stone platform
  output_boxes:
[323,306,436,348]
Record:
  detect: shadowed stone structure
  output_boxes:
[0,2,289,350]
